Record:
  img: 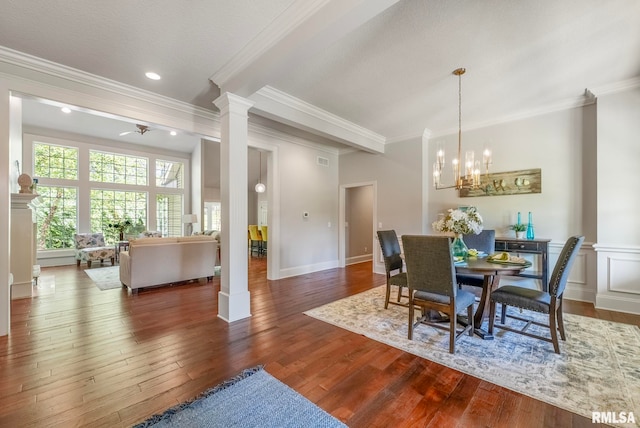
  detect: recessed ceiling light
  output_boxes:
[145,72,161,80]
[61,107,71,114]
[170,131,177,136]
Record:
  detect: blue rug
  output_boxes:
[133,366,346,427]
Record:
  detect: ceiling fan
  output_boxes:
[119,124,150,136]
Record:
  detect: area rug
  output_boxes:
[84,266,121,290]
[305,286,640,427]
[134,366,346,427]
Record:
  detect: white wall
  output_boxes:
[594,86,640,314]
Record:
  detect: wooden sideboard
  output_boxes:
[494,237,551,291]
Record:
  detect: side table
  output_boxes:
[115,241,129,262]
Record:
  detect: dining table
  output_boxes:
[455,256,530,339]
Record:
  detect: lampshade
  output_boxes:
[182,214,197,224]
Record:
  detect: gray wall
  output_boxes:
[346,185,373,259]
[426,106,597,244]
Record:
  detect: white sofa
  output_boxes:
[119,235,217,291]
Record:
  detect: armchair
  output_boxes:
[74,233,116,268]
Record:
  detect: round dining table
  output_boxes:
[455,257,529,339]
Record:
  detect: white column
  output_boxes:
[213,93,254,322]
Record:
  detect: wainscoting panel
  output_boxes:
[608,256,640,295]
[594,244,640,315]
[552,241,596,303]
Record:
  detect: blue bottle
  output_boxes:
[526,212,535,240]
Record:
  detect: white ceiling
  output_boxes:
[1,0,639,149]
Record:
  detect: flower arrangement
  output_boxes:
[107,219,132,234]
[432,207,483,235]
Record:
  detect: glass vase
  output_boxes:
[452,233,469,258]
[526,212,535,240]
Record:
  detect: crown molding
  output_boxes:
[0,46,218,123]
[426,92,597,140]
[252,85,385,153]
[210,0,330,87]
[587,76,640,97]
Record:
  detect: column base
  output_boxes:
[218,290,251,322]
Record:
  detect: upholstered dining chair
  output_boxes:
[403,235,475,354]
[248,225,263,256]
[377,230,408,308]
[260,225,268,255]
[457,229,496,288]
[488,235,584,353]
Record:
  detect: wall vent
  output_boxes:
[317,156,329,167]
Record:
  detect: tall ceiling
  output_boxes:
[1,0,639,151]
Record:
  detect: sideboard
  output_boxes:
[494,237,551,291]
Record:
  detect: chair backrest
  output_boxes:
[74,233,106,249]
[261,226,268,242]
[139,230,162,238]
[248,225,262,241]
[402,235,457,297]
[463,229,495,254]
[377,230,403,274]
[549,235,584,297]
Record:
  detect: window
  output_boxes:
[90,189,147,243]
[204,201,221,231]
[156,159,184,188]
[34,186,78,250]
[156,194,183,237]
[34,143,78,180]
[90,150,147,185]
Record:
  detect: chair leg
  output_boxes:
[488,299,496,334]
[549,310,560,354]
[396,285,403,302]
[384,281,391,309]
[408,300,414,340]
[110,257,115,266]
[449,311,456,354]
[500,303,507,324]
[467,305,474,336]
[557,300,566,341]
[87,260,92,268]
[76,259,80,267]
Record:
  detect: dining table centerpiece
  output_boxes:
[432,207,484,258]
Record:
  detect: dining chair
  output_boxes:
[403,235,475,354]
[488,235,584,353]
[260,225,268,255]
[457,229,496,288]
[248,225,263,256]
[376,230,408,308]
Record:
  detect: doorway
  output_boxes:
[339,181,377,271]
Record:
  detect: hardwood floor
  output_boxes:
[1,258,638,427]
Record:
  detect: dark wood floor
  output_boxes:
[1,258,638,427]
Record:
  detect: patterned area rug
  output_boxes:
[134,366,346,427]
[305,286,640,427]
[84,266,121,290]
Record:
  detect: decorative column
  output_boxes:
[213,93,254,322]
[11,193,38,299]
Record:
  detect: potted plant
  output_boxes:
[432,207,484,258]
[107,219,132,241]
[510,223,527,239]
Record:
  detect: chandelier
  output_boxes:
[433,68,491,190]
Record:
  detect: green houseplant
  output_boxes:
[510,223,527,239]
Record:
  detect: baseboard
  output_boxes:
[564,285,596,304]
[346,254,372,265]
[595,293,640,315]
[279,260,340,279]
[11,281,32,299]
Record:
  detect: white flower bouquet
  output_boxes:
[432,207,483,235]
